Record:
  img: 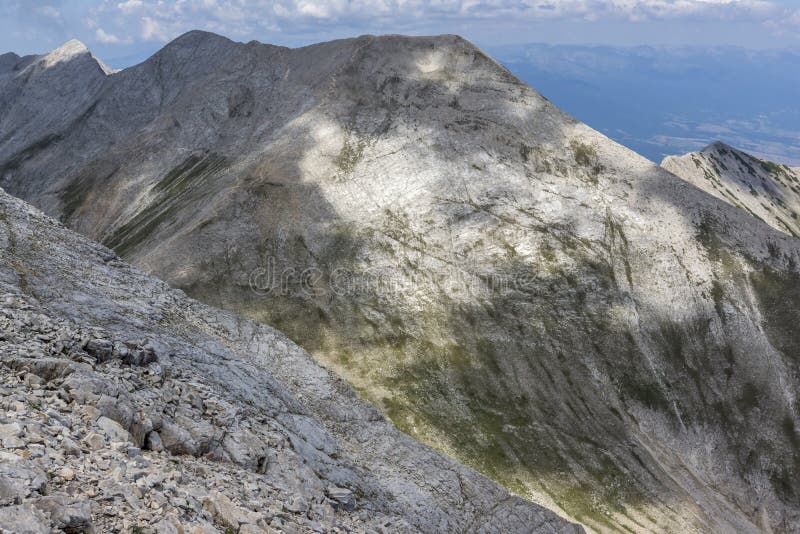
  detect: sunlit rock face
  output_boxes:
[3,30,800,533]
[663,141,800,238]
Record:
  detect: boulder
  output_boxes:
[96,415,131,443]
[0,462,47,504]
[0,503,50,534]
[201,491,259,532]
[144,430,164,452]
[159,422,197,456]
[34,494,93,534]
[326,486,355,512]
[83,339,113,362]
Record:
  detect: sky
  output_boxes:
[2,0,800,68]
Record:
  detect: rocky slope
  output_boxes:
[2,31,800,532]
[0,188,583,533]
[662,142,800,238]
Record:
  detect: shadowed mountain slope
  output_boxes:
[0,186,582,532]
[663,142,800,238]
[2,31,800,532]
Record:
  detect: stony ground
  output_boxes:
[0,292,364,534]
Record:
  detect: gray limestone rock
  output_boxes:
[0,503,50,534]
[34,495,93,534]
[144,430,164,452]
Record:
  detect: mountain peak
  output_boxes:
[0,51,20,62]
[703,140,735,153]
[0,51,21,73]
[663,143,800,237]
[47,38,89,60]
[163,29,236,50]
[0,38,111,162]
[39,38,113,74]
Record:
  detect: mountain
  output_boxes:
[3,31,800,532]
[662,142,800,238]
[0,187,581,532]
[0,40,111,177]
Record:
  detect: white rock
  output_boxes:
[96,415,131,443]
[82,432,105,451]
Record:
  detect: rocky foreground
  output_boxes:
[0,186,582,533]
[1,298,364,534]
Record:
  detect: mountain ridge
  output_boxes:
[0,37,111,173]
[662,141,800,237]
[2,31,800,533]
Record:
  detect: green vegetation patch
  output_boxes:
[758,158,795,183]
[60,161,120,221]
[570,141,604,184]
[334,137,366,175]
[749,264,800,358]
[104,152,227,256]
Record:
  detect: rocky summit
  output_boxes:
[662,142,800,238]
[2,31,800,533]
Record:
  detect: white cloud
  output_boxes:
[99,0,784,20]
[35,5,61,19]
[141,15,168,41]
[117,0,143,13]
[295,1,338,18]
[82,0,797,47]
[95,28,122,43]
[763,6,800,35]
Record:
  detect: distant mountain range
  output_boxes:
[2,31,800,533]
[492,44,800,166]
